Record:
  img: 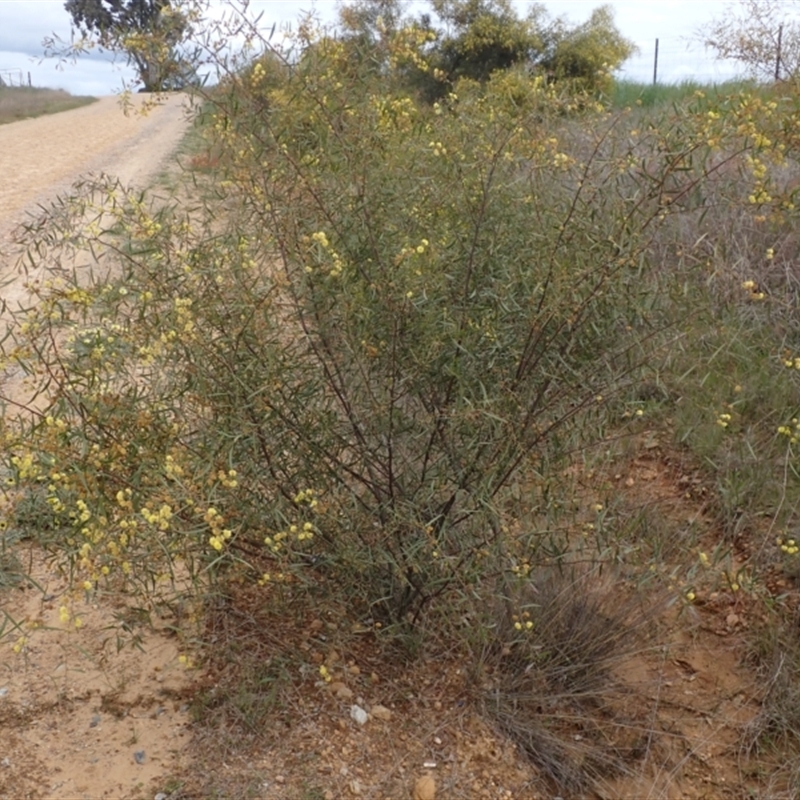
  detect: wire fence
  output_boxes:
[0,69,31,88]
[618,37,746,85]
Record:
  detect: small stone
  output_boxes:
[348,664,361,676]
[330,682,354,700]
[349,779,362,795]
[275,775,285,784]
[350,704,369,725]
[0,688,8,698]
[154,794,168,800]
[726,613,740,627]
[89,714,101,728]
[134,750,146,765]
[413,774,436,800]
[370,704,392,721]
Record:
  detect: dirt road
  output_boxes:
[0,93,191,244]
[0,95,196,800]
[0,93,192,398]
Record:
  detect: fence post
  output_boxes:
[27,71,31,87]
[653,38,659,85]
[775,23,783,81]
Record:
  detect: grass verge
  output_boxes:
[0,86,96,124]
[610,77,759,108]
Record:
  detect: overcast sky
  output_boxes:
[0,0,746,95]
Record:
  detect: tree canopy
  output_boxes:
[62,0,194,91]
[337,0,635,98]
[430,0,542,83]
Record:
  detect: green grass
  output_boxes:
[0,86,96,125]
[610,78,761,108]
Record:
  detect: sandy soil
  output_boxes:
[0,95,195,800]
[0,552,194,800]
[0,94,190,242]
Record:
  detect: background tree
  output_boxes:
[338,0,408,46]
[538,5,635,93]
[333,1,633,100]
[430,0,541,84]
[701,0,800,82]
[61,0,195,91]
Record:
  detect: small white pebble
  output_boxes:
[350,704,368,725]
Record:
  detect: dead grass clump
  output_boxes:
[187,585,306,743]
[478,569,661,795]
[741,606,800,797]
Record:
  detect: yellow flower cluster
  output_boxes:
[73,499,91,524]
[174,297,196,338]
[142,503,173,531]
[778,419,800,443]
[373,95,417,132]
[204,506,232,552]
[552,152,573,169]
[10,452,42,482]
[115,488,133,510]
[58,604,82,629]
[216,468,238,488]
[258,572,287,585]
[310,231,345,277]
[512,611,534,632]
[510,559,531,577]
[67,323,125,364]
[251,61,266,87]
[293,488,319,508]
[165,454,184,479]
[777,535,799,555]
[387,26,435,73]
[741,280,765,300]
[263,521,315,552]
[44,415,68,431]
[394,238,430,266]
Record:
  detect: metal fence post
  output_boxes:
[653,38,659,85]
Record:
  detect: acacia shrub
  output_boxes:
[0,24,769,631]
